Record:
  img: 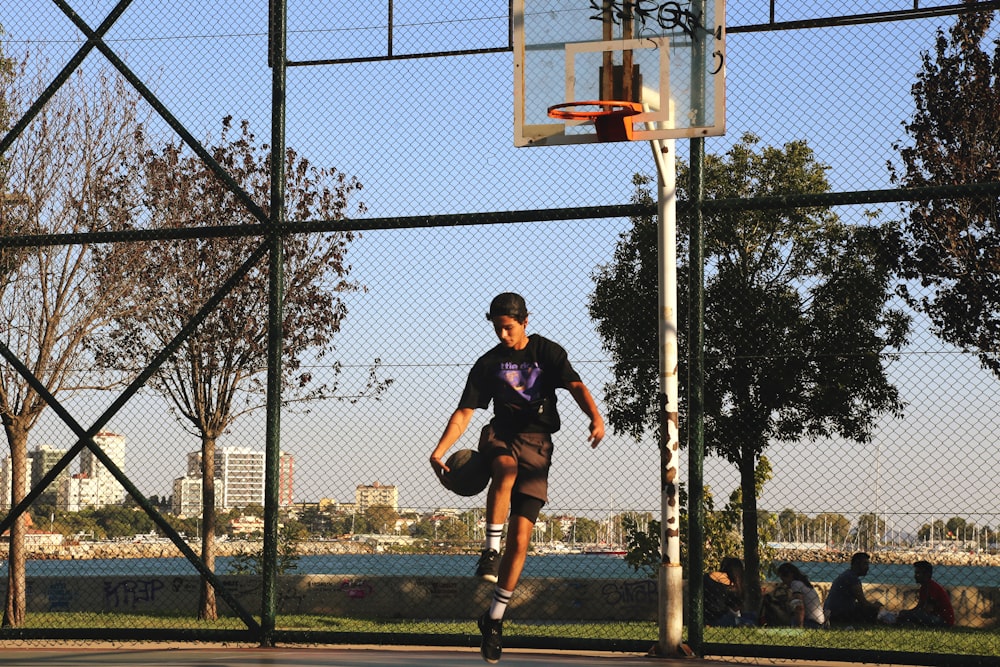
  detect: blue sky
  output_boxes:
[5,1,998,533]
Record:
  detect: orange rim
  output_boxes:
[547,100,643,120]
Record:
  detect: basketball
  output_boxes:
[442,449,491,497]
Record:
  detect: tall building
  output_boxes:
[355,481,398,513]
[217,446,265,509]
[57,473,98,512]
[278,452,294,507]
[79,431,127,507]
[0,455,32,512]
[29,445,69,506]
[174,447,294,514]
[171,475,219,517]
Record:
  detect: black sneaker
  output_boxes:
[475,548,500,583]
[478,613,503,664]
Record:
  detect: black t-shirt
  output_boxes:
[458,334,581,434]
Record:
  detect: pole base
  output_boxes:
[646,642,695,658]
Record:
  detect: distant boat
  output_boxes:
[581,546,626,557]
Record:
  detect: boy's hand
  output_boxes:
[429,455,451,486]
[588,418,605,448]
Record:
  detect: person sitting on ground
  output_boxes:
[823,551,882,626]
[776,562,825,628]
[759,575,792,627]
[704,557,756,626]
[896,560,954,628]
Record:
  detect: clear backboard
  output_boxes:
[513,0,726,146]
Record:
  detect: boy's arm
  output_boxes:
[429,407,475,479]
[567,380,605,448]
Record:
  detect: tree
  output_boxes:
[573,517,602,543]
[228,525,301,576]
[590,133,910,612]
[891,2,1000,379]
[365,505,398,534]
[435,516,470,542]
[853,513,887,552]
[918,518,948,543]
[532,512,564,543]
[946,516,972,542]
[0,34,21,283]
[297,505,332,537]
[776,509,810,543]
[810,512,852,547]
[0,58,146,627]
[94,117,392,620]
[623,459,775,583]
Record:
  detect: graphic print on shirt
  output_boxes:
[497,361,542,406]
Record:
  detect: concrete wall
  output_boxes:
[11,575,1000,628]
[17,575,656,621]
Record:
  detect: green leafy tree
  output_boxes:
[946,516,972,542]
[547,518,566,542]
[297,506,332,537]
[891,3,1000,378]
[918,519,948,543]
[435,516,470,542]
[410,519,435,540]
[810,512,852,547]
[228,526,301,575]
[853,513,887,552]
[623,458,774,583]
[776,509,810,543]
[94,117,391,621]
[240,503,265,519]
[573,517,602,543]
[365,505,399,535]
[590,134,910,612]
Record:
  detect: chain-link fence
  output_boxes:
[1,1,999,663]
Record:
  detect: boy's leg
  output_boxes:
[496,513,534,593]
[486,453,518,525]
[479,509,537,664]
[476,453,517,582]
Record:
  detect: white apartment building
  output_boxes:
[217,446,265,509]
[57,473,99,512]
[0,433,129,512]
[0,455,32,512]
[79,432,127,507]
[171,475,220,518]
[355,481,398,513]
[29,444,67,506]
[174,447,293,514]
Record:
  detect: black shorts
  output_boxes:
[477,424,553,504]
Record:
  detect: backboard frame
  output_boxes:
[513,0,726,147]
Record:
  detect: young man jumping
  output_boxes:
[429,293,604,663]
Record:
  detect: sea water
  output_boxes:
[1,554,995,587]
[1,552,641,579]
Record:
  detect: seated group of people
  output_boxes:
[704,552,955,629]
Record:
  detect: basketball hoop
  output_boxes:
[547,101,644,142]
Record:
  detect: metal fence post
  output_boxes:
[262,0,288,648]
[687,135,706,654]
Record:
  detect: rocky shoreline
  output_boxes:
[0,539,375,561]
[773,547,1000,567]
[1,542,996,566]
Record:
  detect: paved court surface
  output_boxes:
[0,645,924,667]
[0,647,661,666]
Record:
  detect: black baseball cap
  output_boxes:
[487,292,528,321]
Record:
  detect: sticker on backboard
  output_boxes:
[513,0,726,146]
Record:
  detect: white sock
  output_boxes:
[489,586,513,620]
[486,524,503,552]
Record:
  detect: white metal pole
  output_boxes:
[651,136,683,655]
